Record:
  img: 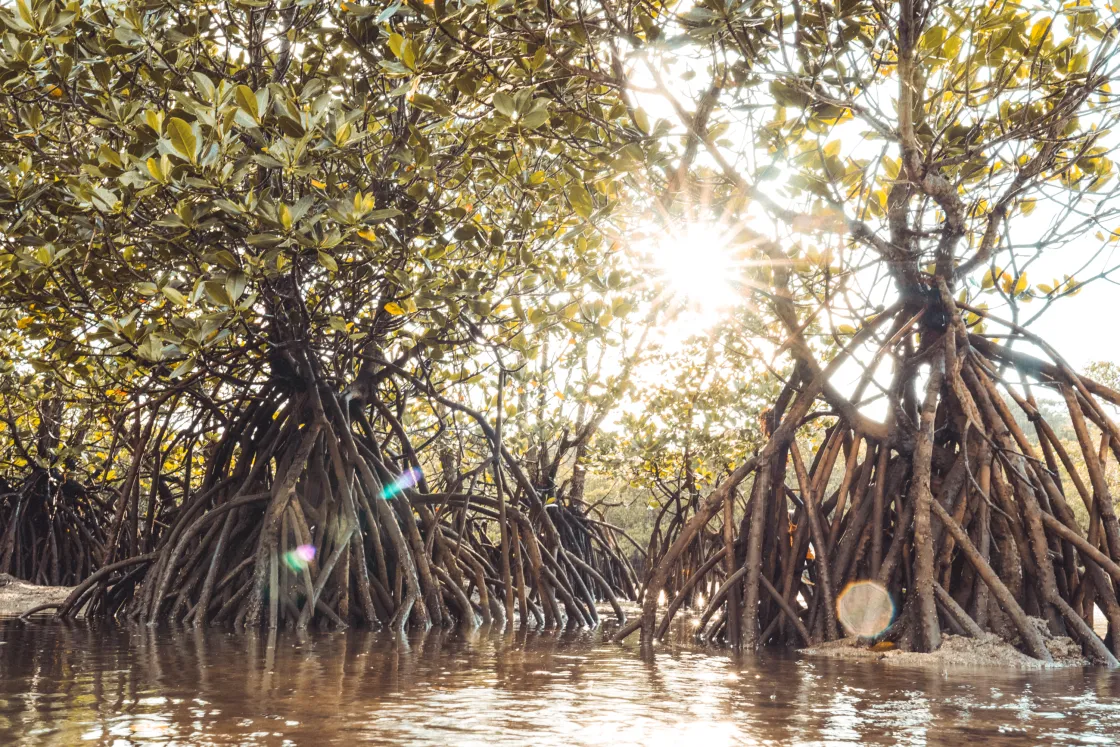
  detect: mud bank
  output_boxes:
[805,632,1089,669]
[0,574,72,617]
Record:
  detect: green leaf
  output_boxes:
[169,357,194,379]
[161,286,188,306]
[225,271,248,302]
[318,250,338,272]
[530,47,547,70]
[368,208,403,220]
[633,108,650,134]
[376,1,402,22]
[144,110,163,133]
[920,25,948,54]
[15,0,33,27]
[388,33,405,60]
[203,280,230,306]
[235,85,259,121]
[568,183,593,219]
[521,107,550,129]
[493,92,517,118]
[166,117,197,162]
[562,320,584,333]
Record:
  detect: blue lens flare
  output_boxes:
[380,467,423,500]
[283,544,316,572]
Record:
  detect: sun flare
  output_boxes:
[647,223,739,317]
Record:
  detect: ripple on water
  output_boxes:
[0,619,1118,746]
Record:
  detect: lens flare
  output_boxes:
[836,580,894,638]
[381,467,423,500]
[647,223,738,313]
[283,544,316,572]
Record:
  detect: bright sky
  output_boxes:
[632,213,1120,434]
[625,40,1120,377]
[1005,245,1120,371]
[1017,280,1119,370]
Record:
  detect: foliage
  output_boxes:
[3,0,1120,657]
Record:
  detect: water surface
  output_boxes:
[1,618,1118,745]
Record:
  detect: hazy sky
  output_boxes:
[968,232,1120,373]
[1020,277,1119,371]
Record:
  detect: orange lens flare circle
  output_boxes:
[836,580,895,638]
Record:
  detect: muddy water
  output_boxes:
[1,619,1118,746]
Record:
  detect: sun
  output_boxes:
[647,223,739,316]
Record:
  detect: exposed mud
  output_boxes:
[0,574,72,617]
[805,630,1089,669]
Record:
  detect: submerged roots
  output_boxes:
[11,296,1120,670]
[42,375,635,632]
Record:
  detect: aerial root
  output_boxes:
[635,304,1120,666]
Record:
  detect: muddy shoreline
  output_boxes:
[0,574,72,618]
[0,576,1103,671]
[804,632,1089,669]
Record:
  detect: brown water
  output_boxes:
[1,618,1119,746]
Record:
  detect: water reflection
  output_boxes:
[1,618,1118,745]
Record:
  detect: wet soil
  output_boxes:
[0,575,71,617]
